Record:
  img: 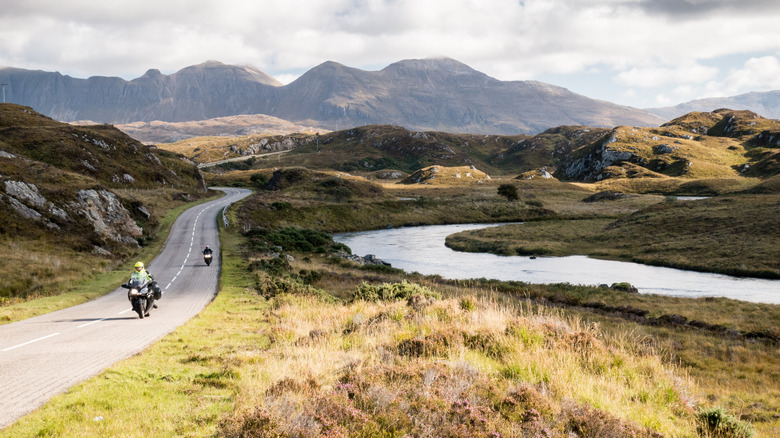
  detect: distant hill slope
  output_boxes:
[1,58,663,135]
[109,114,326,144]
[647,90,780,120]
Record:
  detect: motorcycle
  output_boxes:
[122,277,161,319]
[204,252,213,266]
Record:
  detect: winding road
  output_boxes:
[0,187,252,429]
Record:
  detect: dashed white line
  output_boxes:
[2,333,61,352]
[78,318,109,328]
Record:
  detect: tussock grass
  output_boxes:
[220,291,694,437]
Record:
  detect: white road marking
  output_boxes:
[78,317,109,328]
[2,333,61,352]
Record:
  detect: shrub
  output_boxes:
[498,183,519,201]
[245,226,350,254]
[250,172,268,187]
[256,274,336,303]
[351,280,441,303]
[696,407,755,438]
[459,296,476,312]
[249,257,291,276]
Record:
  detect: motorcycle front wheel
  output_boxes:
[132,298,144,319]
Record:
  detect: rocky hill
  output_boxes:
[0,58,663,135]
[554,109,780,182]
[0,104,206,264]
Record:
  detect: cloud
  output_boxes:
[706,56,780,96]
[638,0,780,19]
[2,0,780,107]
[616,64,719,88]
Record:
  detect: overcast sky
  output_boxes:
[2,0,780,109]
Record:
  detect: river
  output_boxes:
[334,223,780,304]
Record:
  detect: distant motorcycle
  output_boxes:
[122,277,161,319]
[204,252,213,266]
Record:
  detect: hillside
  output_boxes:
[183,124,523,177]
[0,58,663,135]
[187,110,779,194]
[0,104,207,300]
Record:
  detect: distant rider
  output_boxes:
[202,245,213,256]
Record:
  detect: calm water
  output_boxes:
[334,223,780,304]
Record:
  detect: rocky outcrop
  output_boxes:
[71,190,142,246]
[230,136,311,156]
[2,179,143,246]
[556,129,646,181]
[4,180,68,228]
[336,251,391,267]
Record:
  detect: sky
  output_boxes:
[2,0,780,109]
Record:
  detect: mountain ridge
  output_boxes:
[647,90,780,120]
[0,58,663,135]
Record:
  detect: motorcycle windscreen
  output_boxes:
[129,278,147,289]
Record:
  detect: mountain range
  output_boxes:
[3,58,778,137]
[1,59,663,135]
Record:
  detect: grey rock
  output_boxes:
[653,144,676,154]
[7,196,43,221]
[136,205,151,219]
[336,251,391,266]
[71,189,142,246]
[5,180,47,208]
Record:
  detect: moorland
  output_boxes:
[1,104,778,437]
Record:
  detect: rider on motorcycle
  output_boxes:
[129,262,158,313]
[202,246,213,256]
[131,261,153,284]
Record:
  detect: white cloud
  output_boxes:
[706,56,780,96]
[616,64,719,88]
[2,0,780,107]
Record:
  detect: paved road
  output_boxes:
[197,150,290,169]
[0,187,252,429]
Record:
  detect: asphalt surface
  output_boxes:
[0,187,252,429]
